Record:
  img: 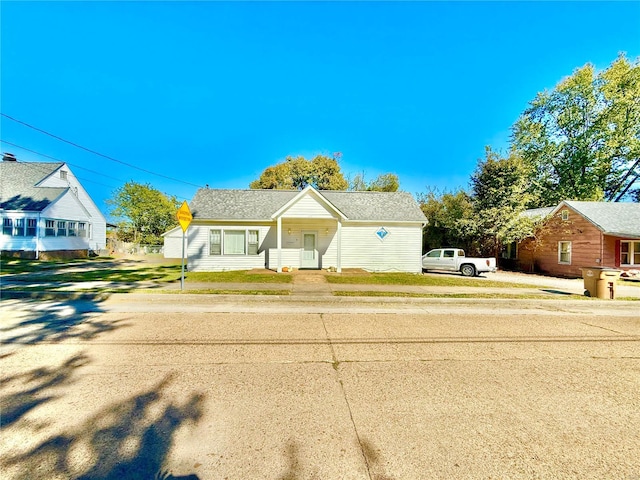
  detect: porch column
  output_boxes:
[336,218,342,273]
[277,216,282,273]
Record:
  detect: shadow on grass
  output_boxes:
[1,258,182,286]
[540,289,579,296]
[2,361,204,480]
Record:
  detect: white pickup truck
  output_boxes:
[422,248,497,277]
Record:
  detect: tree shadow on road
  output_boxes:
[0,353,89,429]
[1,297,130,350]
[2,369,205,480]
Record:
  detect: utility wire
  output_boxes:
[1,140,125,183]
[1,113,204,188]
[0,145,119,191]
[0,140,188,199]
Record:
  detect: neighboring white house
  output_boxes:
[0,153,107,259]
[182,185,427,273]
[162,226,188,259]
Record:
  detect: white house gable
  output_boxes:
[42,189,91,221]
[0,158,108,256]
[280,193,337,219]
[275,187,344,220]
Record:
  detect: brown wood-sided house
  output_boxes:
[515,201,640,278]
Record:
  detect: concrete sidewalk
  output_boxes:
[2,268,640,299]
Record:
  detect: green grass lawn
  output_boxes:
[1,257,182,283]
[184,271,292,283]
[333,291,587,300]
[0,257,102,275]
[326,272,542,289]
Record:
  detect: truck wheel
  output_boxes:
[460,264,476,277]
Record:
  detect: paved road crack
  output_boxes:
[320,313,373,480]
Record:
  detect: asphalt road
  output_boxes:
[1,295,639,480]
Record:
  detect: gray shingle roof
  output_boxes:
[0,161,67,211]
[190,188,427,222]
[563,201,640,237]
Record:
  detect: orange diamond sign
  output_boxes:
[176,201,192,232]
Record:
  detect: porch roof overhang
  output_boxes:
[604,231,640,240]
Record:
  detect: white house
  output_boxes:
[0,153,107,259]
[162,226,187,259]
[183,185,427,273]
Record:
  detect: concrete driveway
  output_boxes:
[1,295,639,480]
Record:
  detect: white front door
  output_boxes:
[301,232,318,268]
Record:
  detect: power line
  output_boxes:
[0,147,119,191]
[0,141,191,200]
[1,113,204,188]
[1,140,125,184]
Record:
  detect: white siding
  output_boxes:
[280,194,336,219]
[188,223,273,272]
[40,192,92,250]
[163,228,186,258]
[39,164,107,250]
[340,223,423,272]
[187,219,423,273]
[267,220,338,270]
[0,213,39,251]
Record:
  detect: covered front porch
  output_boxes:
[266,218,342,272]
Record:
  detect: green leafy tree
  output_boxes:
[250,155,348,190]
[512,53,640,205]
[107,182,180,245]
[418,188,477,254]
[471,148,534,259]
[349,172,400,192]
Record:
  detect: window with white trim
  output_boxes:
[45,220,56,236]
[27,219,37,237]
[209,229,259,256]
[13,218,25,236]
[558,241,571,264]
[248,230,259,255]
[561,210,569,221]
[57,221,67,237]
[68,222,77,236]
[224,230,246,255]
[621,241,640,266]
[3,218,13,236]
[78,222,87,237]
[210,230,221,255]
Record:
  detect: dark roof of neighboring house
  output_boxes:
[560,201,640,237]
[0,161,67,211]
[190,188,427,222]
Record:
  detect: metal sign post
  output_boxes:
[176,201,193,291]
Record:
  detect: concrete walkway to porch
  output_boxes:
[290,269,333,296]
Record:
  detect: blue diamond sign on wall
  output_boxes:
[375,227,389,241]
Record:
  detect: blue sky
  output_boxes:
[1,1,639,220]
